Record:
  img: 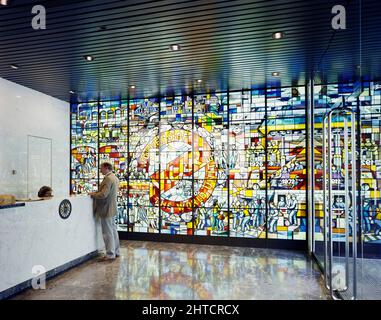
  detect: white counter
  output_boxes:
[0,195,103,297]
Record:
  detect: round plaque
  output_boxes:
[58,199,72,219]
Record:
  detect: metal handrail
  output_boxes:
[323,116,330,290]
[322,106,357,300]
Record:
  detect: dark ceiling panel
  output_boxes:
[0,0,380,102]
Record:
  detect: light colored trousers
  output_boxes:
[100,217,120,258]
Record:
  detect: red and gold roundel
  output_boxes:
[138,129,217,214]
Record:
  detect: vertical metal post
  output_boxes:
[97,99,100,189]
[328,112,333,298]
[308,80,315,253]
[158,95,162,234]
[324,107,358,300]
[323,115,330,290]
[351,111,358,300]
[191,93,195,237]
[69,104,73,195]
[344,115,350,289]
[264,88,268,241]
[127,95,130,233]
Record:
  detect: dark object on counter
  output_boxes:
[38,186,53,198]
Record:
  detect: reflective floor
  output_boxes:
[356,259,381,300]
[324,257,381,300]
[12,241,329,300]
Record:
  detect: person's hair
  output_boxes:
[101,162,113,171]
[38,186,53,198]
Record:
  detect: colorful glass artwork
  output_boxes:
[99,100,128,230]
[128,98,160,233]
[266,87,307,240]
[313,83,355,243]
[71,102,99,194]
[360,82,381,243]
[312,82,381,245]
[67,83,381,244]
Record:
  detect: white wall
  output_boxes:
[0,195,103,293]
[0,77,70,198]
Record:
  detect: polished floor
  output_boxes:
[315,254,381,300]
[12,241,329,300]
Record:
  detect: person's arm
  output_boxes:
[90,178,112,199]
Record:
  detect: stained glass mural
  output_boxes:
[313,84,331,243]
[71,102,98,194]
[70,86,310,240]
[99,100,129,230]
[158,96,193,235]
[360,82,381,243]
[313,83,357,243]
[128,98,160,233]
[229,90,266,238]
[266,87,307,240]
[193,93,228,236]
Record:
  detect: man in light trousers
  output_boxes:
[89,162,120,261]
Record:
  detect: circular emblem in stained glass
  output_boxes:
[58,199,72,219]
[138,129,218,215]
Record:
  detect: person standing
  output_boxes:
[251,197,261,228]
[287,194,298,226]
[240,200,250,233]
[362,200,372,234]
[231,199,240,230]
[374,203,381,236]
[268,202,279,233]
[211,199,221,231]
[89,162,120,261]
[197,206,207,230]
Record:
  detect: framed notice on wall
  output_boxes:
[27,135,52,198]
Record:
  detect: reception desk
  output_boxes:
[0,195,103,299]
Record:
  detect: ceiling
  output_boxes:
[0,0,380,102]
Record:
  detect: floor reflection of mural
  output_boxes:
[117,242,324,300]
[71,86,308,239]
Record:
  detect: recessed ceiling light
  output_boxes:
[1,0,9,5]
[130,85,136,89]
[272,32,284,39]
[170,44,181,51]
[272,72,280,76]
[84,55,94,61]
[10,64,19,70]
[197,79,202,83]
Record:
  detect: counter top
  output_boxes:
[0,203,25,210]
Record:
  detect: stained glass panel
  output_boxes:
[69,87,311,241]
[266,87,307,240]
[71,102,98,194]
[360,82,381,243]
